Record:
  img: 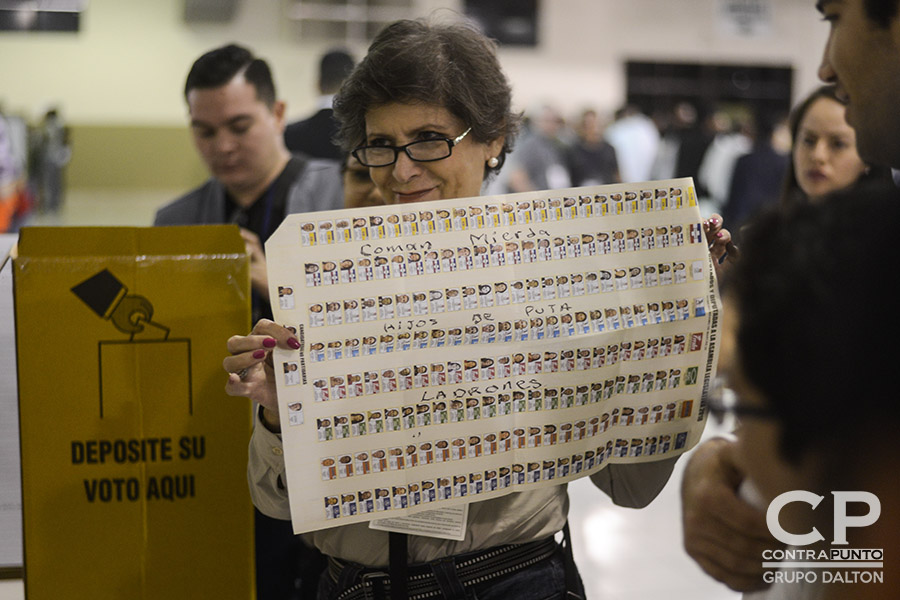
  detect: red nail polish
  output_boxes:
[288,338,301,349]
[263,338,276,348]
[716,232,723,238]
[253,350,266,359]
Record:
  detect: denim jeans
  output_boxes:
[317,546,583,600]
[466,549,576,600]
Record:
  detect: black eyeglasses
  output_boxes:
[705,377,776,426]
[352,128,472,167]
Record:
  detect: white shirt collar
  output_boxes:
[317,94,335,111]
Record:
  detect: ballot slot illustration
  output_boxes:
[71,269,170,339]
[71,268,191,418]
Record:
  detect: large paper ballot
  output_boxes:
[266,178,721,534]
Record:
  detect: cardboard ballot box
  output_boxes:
[13,226,253,599]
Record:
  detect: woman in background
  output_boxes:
[781,85,892,206]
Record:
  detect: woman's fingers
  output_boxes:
[709,226,732,261]
[704,214,738,278]
[223,319,299,413]
[248,318,301,348]
[222,346,268,377]
[226,320,300,357]
[223,319,299,381]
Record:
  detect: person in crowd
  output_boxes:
[648,103,680,182]
[0,106,29,230]
[566,108,620,186]
[780,85,892,206]
[683,1,900,595]
[604,104,660,183]
[284,49,355,160]
[0,109,22,231]
[155,43,343,324]
[712,189,900,600]
[818,0,900,169]
[507,104,572,192]
[34,107,70,212]
[697,109,752,216]
[223,18,734,600]
[747,91,891,598]
[674,101,717,197]
[154,43,342,600]
[721,108,789,241]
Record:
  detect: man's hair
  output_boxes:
[319,49,355,94]
[864,0,900,27]
[184,43,276,107]
[727,185,900,477]
[333,18,520,178]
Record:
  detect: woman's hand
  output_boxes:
[223,319,301,431]
[704,213,738,280]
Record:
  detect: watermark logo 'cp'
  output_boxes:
[766,491,881,546]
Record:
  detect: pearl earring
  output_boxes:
[487,157,499,168]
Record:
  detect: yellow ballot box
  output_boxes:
[13,226,254,599]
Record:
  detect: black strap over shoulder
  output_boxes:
[388,532,408,600]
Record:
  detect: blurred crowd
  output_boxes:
[491,100,791,235]
[0,96,797,237]
[0,106,70,232]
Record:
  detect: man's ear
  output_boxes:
[272,100,287,127]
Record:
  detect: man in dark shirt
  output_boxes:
[567,109,620,186]
[154,43,338,600]
[721,110,788,242]
[283,49,355,160]
[155,44,342,323]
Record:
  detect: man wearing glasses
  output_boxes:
[700,189,899,600]
[682,1,900,594]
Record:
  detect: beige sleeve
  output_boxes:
[247,406,292,520]
[589,456,679,508]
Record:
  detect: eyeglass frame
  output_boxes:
[351,127,473,168]
[704,376,777,425]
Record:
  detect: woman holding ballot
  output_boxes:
[224,18,732,600]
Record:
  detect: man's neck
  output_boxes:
[228,151,291,208]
